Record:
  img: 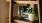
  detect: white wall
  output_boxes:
[0,0,9,23]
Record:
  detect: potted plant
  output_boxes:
[23,7,36,21]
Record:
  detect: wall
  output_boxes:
[0,0,9,23]
[13,4,18,17]
[13,4,27,17]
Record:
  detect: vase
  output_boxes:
[28,13,35,21]
[23,13,35,21]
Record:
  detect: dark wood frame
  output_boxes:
[11,0,16,23]
[39,0,42,23]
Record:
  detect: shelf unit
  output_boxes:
[8,0,41,23]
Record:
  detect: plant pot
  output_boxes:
[28,13,35,21]
[23,13,35,21]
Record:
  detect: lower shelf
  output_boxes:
[6,17,39,23]
[14,20,32,23]
[14,20,39,23]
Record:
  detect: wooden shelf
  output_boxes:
[14,1,38,4]
[14,20,38,23]
[6,18,38,23]
[14,20,33,23]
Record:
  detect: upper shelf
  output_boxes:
[14,1,38,4]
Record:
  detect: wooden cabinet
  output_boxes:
[8,0,41,23]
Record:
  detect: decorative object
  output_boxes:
[23,7,35,21]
